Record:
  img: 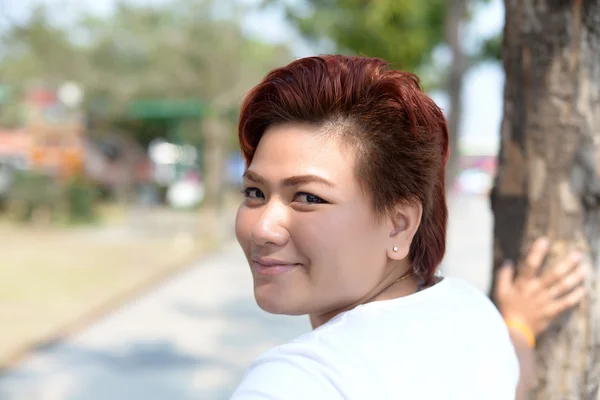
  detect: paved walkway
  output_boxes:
[0,194,494,400]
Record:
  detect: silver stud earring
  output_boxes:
[393,246,398,252]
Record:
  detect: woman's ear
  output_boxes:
[386,201,423,260]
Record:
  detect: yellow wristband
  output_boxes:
[505,319,536,348]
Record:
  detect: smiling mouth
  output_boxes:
[251,260,301,275]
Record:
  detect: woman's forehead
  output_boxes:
[248,123,357,186]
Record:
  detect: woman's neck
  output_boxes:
[309,271,419,329]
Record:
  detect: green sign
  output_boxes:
[128,98,207,119]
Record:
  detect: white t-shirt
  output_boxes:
[231,277,520,400]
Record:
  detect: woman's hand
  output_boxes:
[494,237,586,337]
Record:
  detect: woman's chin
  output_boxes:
[254,289,306,315]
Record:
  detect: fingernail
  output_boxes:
[572,251,584,261]
[502,259,514,268]
[538,237,550,248]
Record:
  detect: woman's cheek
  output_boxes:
[235,206,253,246]
[292,212,340,255]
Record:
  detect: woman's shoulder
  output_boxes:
[440,276,504,317]
[332,276,511,352]
[232,278,515,399]
[231,333,354,400]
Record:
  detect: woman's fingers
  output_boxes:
[543,286,586,319]
[522,237,550,278]
[542,252,585,298]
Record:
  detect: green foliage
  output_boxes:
[0,100,24,128]
[480,34,502,61]
[274,0,447,73]
[6,171,62,223]
[0,5,86,85]
[0,0,293,129]
[76,1,293,114]
[6,171,98,225]
[270,0,502,89]
[64,175,99,224]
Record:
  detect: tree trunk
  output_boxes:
[490,1,600,398]
[202,114,227,210]
[444,0,468,189]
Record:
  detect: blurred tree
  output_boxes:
[444,0,468,187]
[267,0,482,187]
[0,6,85,85]
[269,0,445,73]
[490,1,600,398]
[0,5,86,127]
[0,0,292,208]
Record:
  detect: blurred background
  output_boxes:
[0,0,504,398]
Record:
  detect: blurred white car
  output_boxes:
[166,177,205,209]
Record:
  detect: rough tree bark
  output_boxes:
[490,1,600,398]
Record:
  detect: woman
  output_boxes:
[231,55,585,399]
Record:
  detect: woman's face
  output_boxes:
[235,122,396,317]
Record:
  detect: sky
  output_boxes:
[2,0,505,155]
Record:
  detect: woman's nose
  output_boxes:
[250,201,289,247]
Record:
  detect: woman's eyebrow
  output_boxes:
[243,170,334,188]
[242,170,266,185]
[281,175,335,188]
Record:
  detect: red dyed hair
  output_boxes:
[238,55,449,285]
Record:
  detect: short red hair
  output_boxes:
[238,55,449,285]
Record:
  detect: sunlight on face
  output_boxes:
[235,122,392,316]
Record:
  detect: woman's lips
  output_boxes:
[252,259,301,275]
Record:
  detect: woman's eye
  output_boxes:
[242,187,265,199]
[295,192,327,204]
